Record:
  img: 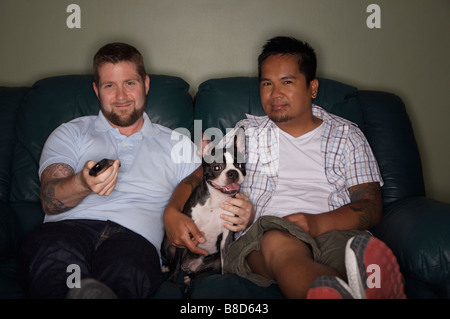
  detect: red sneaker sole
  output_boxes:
[349,235,406,299]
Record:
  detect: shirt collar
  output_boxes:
[245,113,277,129]
[312,104,356,127]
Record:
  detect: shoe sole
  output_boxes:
[307,276,355,299]
[66,278,117,299]
[345,235,406,299]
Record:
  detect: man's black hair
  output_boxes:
[258,36,317,85]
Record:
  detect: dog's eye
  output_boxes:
[213,164,222,171]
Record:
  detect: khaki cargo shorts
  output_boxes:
[223,215,366,287]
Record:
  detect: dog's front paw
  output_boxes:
[184,275,191,286]
[161,265,170,273]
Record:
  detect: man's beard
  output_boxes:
[102,103,145,127]
[268,112,293,123]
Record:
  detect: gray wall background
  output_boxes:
[1,0,449,202]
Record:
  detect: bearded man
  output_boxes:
[18,43,200,299]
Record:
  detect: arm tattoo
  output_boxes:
[183,169,203,191]
[40,163,75,214]
[348,182,382,229]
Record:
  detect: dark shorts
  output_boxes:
[223,216,366,287]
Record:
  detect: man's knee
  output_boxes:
[92,232,163,298]
[260,230,312,261]
[260,230,292,252]
[257,230,286,265]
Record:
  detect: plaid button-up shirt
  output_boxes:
[224,105,383,235]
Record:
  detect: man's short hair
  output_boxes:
[93,42,147,86]
[258,36,317,86]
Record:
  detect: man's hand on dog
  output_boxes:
[221,193,255,232]
[164,193,254,255]
[164,208,209,256]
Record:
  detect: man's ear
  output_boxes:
[310,78,319,99]
[145,75,150,95]
[93,82,99,99]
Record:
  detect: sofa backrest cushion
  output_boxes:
[194,77,364,134]
[9,74,193,203]
[358,91,425,204]
[0,87,29,202]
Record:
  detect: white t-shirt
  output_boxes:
[264,122,335,218]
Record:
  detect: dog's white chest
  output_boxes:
[191,197,232,254]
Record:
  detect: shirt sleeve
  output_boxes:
[38,122,79,180]
[344,126,384,188]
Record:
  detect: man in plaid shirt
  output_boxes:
[164,36,405,299]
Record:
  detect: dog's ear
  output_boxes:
[201,138,212,156]
[197,130,212,158]
[233,127,246,164]
[234,126,245,155]
[199,130,219,165]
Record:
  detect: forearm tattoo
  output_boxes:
[183,169,203,191]
[40,163,74,214]
[348,182,382,229]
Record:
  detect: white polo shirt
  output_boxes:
[39,111,200,251]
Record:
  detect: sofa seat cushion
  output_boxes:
[0,202,19,260]
[190,274,284,299]
[373,197,450,285]
[0,257,24,299]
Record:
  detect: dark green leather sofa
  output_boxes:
[1,74,449,299]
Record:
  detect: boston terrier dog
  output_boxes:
[162,128,246,284]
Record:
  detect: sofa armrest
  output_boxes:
[372,196,450,285]
[0,201,19,261]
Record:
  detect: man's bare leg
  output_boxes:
[246,230,342,299]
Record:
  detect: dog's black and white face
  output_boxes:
[203,147,246,196]
[202,129,246,197]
